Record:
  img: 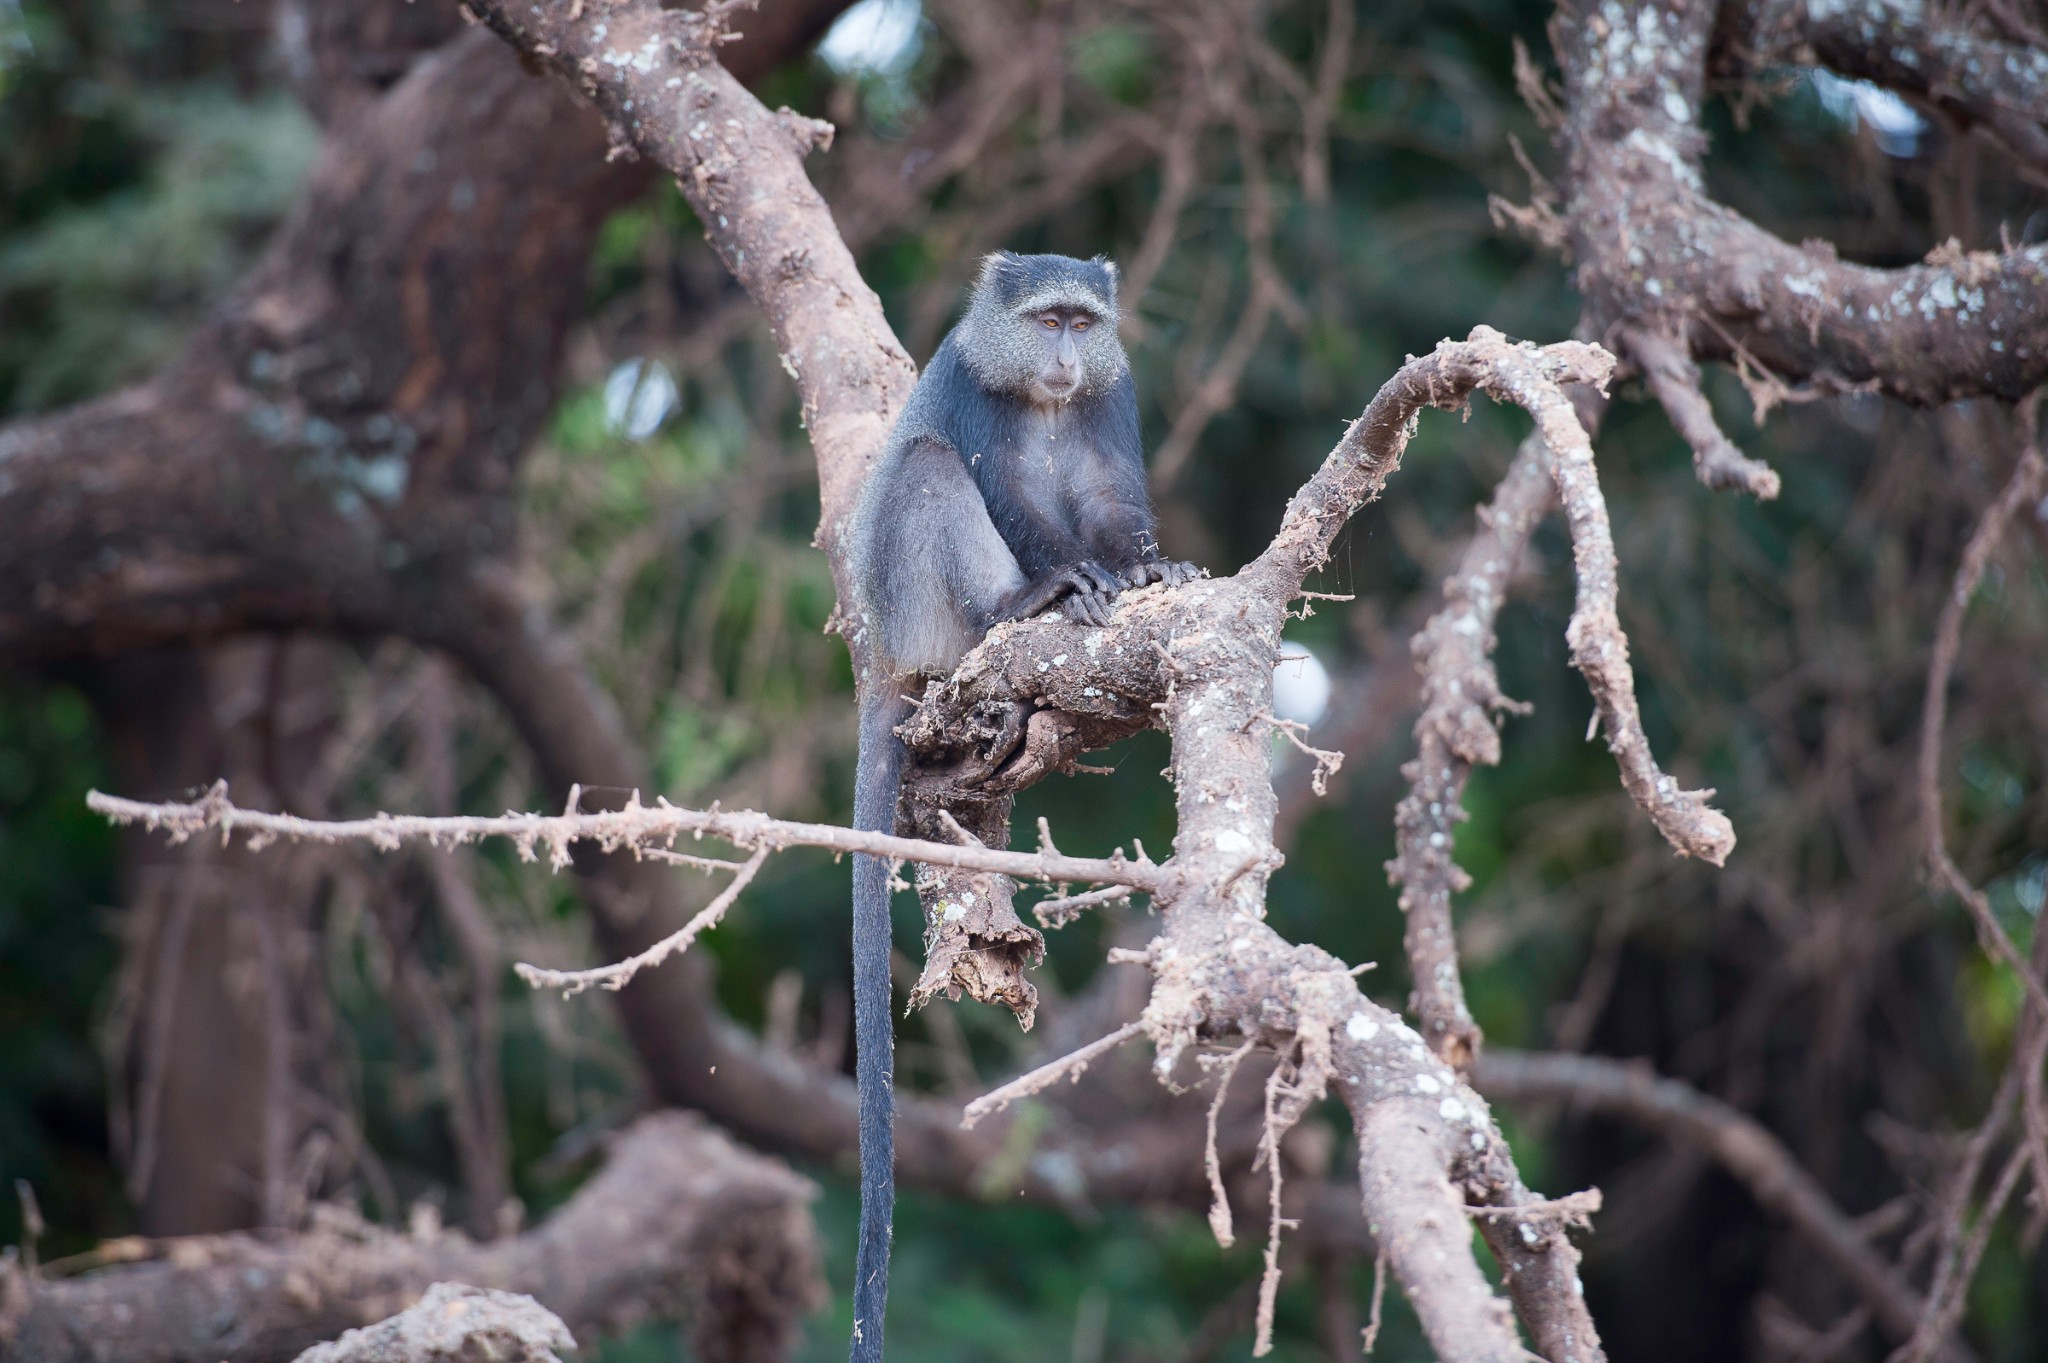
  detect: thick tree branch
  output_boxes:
[1725,0,2048,175]
[0,1113,821,1363]
[1538,0,2048,429]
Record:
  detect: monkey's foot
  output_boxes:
[1062,590,1118,627]
[1126,559,1201,588]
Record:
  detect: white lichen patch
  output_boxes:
[1213,828,1252,855]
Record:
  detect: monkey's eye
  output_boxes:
[1039,314,1060,330]
[1071,318,1091,332]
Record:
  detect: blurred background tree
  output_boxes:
[1,0,2044,1359]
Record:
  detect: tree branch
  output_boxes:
[1387,433,1552,1067]
[0,1113,821,1363]
[1474,1048,1935,1349]
[1537,0,2048,428]
[1726,0,2048,176]
[85,786,1163,897]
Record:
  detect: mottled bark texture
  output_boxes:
[290,1285,572,1363]
[0,1114,821,1363]
[1719,0,2048,174]
[1520,0,2048,499]
[1385,435,1552,1068]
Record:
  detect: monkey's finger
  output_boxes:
[1080,561,1124,595]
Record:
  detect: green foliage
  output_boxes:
[0,681,120,1254]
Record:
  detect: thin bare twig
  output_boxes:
[959,1021,1147,1129]
[87,785,1163,892]
[1033,884,1135,929]
[1916,407,2048,1015]
[515,848,770,997]
[1203,1038,1258,1249]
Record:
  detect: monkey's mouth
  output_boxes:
[1033,377,1080,402]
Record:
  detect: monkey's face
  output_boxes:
[1025,307,1104,405]
[959,252,1127,401]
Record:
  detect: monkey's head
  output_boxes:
[958,252,1127,406]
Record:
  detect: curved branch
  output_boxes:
[1917,422,2048,1012]
[1544,0,2048,420]
[1727,0,2048,174]
[1387,433,1553,1067]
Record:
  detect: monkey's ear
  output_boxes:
[975,251,1022,294]
[1089,253,1122,300]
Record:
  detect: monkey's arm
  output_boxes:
[982,482,1126,594]
[1078,374,1198,587]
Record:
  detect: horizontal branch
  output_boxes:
[91,783,1161,893]
[1,1113,820,1363]
[1474,1048,1930,1347]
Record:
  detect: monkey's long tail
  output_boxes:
[849,687,908,1363]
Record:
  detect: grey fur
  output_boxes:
[848,434,1028,677]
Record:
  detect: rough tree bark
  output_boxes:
[1509,0,2048,496]
[0,1114,820,1363]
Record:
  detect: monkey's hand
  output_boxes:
[1125,559,1201,588]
